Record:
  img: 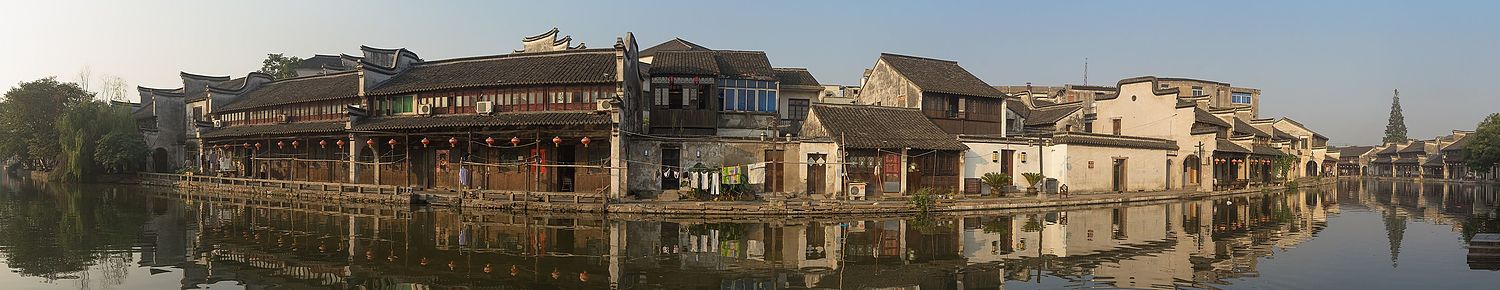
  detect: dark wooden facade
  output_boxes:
[920,93,1004,135]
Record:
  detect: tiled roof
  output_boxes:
[1424,156,1445,166]
[191,77,248,102]
[352,112,611,131]
[1442,135,1471,151]
[1270,128,1296,140]
[296,55,350,70]
[1005,98,1030,118]
[1194,108,1231,128]
[1233,118,1269,137]
[640,38,709,57]
[369,49,618,96]
[218,72,359,112]
[1398,142,1427,153]
[647,50,776,81]
[1024,105,1082,126]
[1375,145,1398,155]
[878,53,1002,98]
[201,121,346,138]
[1339,146,1375,156]
[1250,144,1284,156]
[1215,139,1251,154]
[649,51,719,75]
[714,51,776,80]
[1052,132,1177,150]
[1190,123,1222,135]
[773,68,820,87]
[806,104,966,151]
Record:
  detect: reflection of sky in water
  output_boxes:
[0,178,1498,289]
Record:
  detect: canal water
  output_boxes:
[1,177,1498,290]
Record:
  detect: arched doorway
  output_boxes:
[151,148,170,173]
[1305,161,1318,178]
[1183,155,1201,186]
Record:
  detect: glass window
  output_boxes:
[723,89,735,111]
[738,89,750,111]
[759,90,772,112]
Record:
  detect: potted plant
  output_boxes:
[1021,173,1045,195]
[980,172,1012,197]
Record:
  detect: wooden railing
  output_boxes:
[138,172,403,195]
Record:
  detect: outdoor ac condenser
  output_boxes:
[475,101,494,114]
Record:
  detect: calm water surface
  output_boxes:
[1,177,1499,289]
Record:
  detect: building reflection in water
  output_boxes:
[0,177,1497,289]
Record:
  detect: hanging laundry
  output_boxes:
[710,172,721,195]
[748,162,766,184]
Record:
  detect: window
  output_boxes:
[787,99,811,120]
[1232,92,1252,104]
[384,95,415,115]
[719,79,778,113]
[1191,86,1203,96]
[1159,84,1169,89]
[1112,118,1122,135]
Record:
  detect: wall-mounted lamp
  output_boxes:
[991,151,999,163]
[1020,152,1029,163]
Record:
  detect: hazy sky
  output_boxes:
[2,0,1496,145]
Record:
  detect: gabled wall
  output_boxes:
[855,59,922,108]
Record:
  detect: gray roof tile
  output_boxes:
[807,104,966,151]
[879,53,1002,98]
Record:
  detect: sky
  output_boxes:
[1,0,1496,146]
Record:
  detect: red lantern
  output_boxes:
[255,143,262,150]
[277,141,285,149]
[366,139,376,147]
[511,136,521,147]
[319,140,328,148]
[292,140,300,149]
[242,143,250,149]
[552,136,562,147]
[420,137,430,148]
[337,139,345,149]
[388,138,398,149]
[449,137,458,147]
[580,136,591,147]
[485,137,496,146]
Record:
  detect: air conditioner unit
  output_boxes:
[475,101,494,114]
[847,182,867,201]
[212,120,223,128]
[416,104,433,115]
[277,114,290,123]
[595,99,613,111]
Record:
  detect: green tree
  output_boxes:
[52,101,145,182]
[0,78,92,170]
[1384,89,1408,143]
[258,53,304,79]
[1466,113,1500,174]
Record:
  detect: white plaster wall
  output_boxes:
[1093,80,1214,191]
[961,141,1042,191]
[1054,144,1172,193]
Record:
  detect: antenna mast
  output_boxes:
[1083,57,1089,85]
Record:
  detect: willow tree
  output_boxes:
[0,78,92,170]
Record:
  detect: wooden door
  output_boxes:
[881,153,902,193]
[765,150,785,192]
[1112,158,1128,192]
[807,154,827,194]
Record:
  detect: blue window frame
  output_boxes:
[1232,92,1252,104]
